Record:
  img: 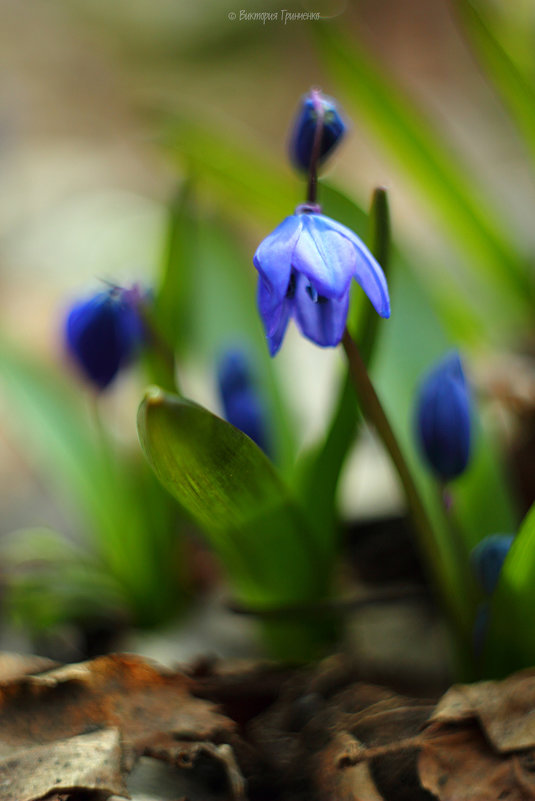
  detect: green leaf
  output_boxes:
[154,180,197,359]
[0,338,185,628]
[455,0,535,167]
[137,387,336,659]
[483,502,535,676]
[314,24,532,335]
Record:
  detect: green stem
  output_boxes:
[341,328,449,612]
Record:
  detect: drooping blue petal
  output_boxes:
[253,215,302,303]
[314,214,390,318]
[415,351,472,481]
[292,214,357,299]
[293,273,350,347]
[289,90,346,172]
[470,534,514,596]
[257,278,292,356]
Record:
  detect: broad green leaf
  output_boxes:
[137,387,336,658]
[483,502,535,676]
[314,24,531,335]
[455,0,535,166]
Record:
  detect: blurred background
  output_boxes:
[0,0,534,672]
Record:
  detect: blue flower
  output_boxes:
[253,207,390,356]
[290,89,346,172]
[470,534,514,595]
[217,347,272,456]
[64,285,145,390]
[415,351,472,481]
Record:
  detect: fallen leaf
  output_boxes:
[0,654,234,801]
[429,669,535,751]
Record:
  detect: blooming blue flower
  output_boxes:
[415,351,472,481]
[64,285,145,390]
[290,89,346,172]
[470,534,514,595]
[217,347,271,456]
[254,207,390,356]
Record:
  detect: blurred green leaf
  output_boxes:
[0,338,185,628]
[164,117,300,224]
[483,502,535,676]
[137,387,335,659]
[315,24,532,335]
[455,0,535,166]
[154,180,197,359]
[372,261,517,656]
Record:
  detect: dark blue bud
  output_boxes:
[64,285,145,390]
[415,351,472,481]
[217,348,271,456]
[470,534,514,595]
[290,88,346,172]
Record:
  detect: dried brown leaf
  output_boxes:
[429,669,535,751]
[0,728,126,801]
[0,654,235,801]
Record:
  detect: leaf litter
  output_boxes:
[0,652,535,801]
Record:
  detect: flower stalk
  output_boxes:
[341,328,452,609]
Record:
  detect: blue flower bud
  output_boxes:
[217,348,271,456]
[470,534,514,595]
[290,88,346,172]
[64,285,145,390]
[415,351,472,481]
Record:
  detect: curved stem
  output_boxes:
[341,329,452,614]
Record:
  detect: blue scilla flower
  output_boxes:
[64,285,145,390]
[415,351,472,481]
[471,534,514,595]
[217,347,271,456]
[290,88,346,172]
[254,205,390,356]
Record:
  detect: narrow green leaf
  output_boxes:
[0,338,185,628]
[314,24,531,332]
[163,118,300,225]
[483,502,535,676]
[456,0,535,167]
[154,180,197,357]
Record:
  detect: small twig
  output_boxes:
[227,585,428,620]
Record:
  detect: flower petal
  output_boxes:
[292,214,357,299]
[257,278,292,356]
[253,215,302,303]
[313,214,391,318]
[293,273,349,347]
